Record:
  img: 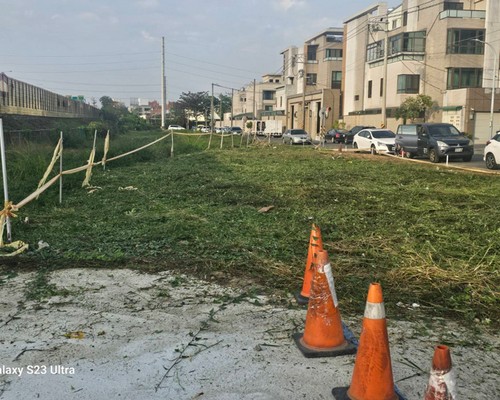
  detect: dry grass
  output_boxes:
[3,132,499,328]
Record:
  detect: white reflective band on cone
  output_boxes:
[324,263,339,308]
[428,370,456,399]
[364,301,386,319]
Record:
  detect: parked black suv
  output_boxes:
[394,123,473,163]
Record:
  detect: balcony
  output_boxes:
[439,10,486,20]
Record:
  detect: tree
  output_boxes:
[99,96,128,123]
[394,94,435,124]
[97,96,145,133]
[177,91,211,127]
[218,93,232,117]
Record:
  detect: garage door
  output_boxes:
[474,112,500,144]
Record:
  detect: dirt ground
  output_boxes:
[0,268,498,400]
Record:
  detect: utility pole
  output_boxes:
[301,69,306,130]
[253,79,256,134]
[473,39,498,139]
[231,88,234,128]
[219,93,223,127]
[368,17,389,128]
[381,22,389,128]
[161,36,166,129]
[293,52,307,130]
[211,83,214,133]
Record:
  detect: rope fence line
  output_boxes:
[0,127,263,256]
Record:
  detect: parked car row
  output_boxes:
[210,126,243,134]
[324,126,376,144]
[279,123,500,171]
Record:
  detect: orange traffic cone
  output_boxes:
[333,283,403,400]
[295,224,323,305]
[424,345,456,400]
[293,250,356,358]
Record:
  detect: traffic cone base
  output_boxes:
[294,251,354,358]
[294,290,309,305]
[332,283,402,400]
[332,387,403,400]
[292,332,356,358]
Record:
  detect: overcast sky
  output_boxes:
[1,0,385,106]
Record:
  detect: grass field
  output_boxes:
[2,130,499,328]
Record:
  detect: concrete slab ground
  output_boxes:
[0,269,498,400]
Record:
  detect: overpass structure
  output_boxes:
[0,73,99,119]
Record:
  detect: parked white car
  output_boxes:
[168,125,186,131]
[484,131,500,169]
[353,128,396,154]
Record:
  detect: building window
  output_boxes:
[331,71,342,89]
[354,95,360,101]
[366,40,384,62]
[262,90,274,100]
[397,75,420,93]
[403,11,408,26]
[447,29,485,54]
[265,106,273,111]
[326,33,343,42]
[307,45,318,61]
[443,1,464,10]
[380,78,384,97]
[306,73,317,85]
[447,68,483,89]
[325,48,343,60]
[389,31,426,55]
[367,80,373,98]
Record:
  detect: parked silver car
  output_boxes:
[282,129,312,145]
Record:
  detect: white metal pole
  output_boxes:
[171,130,174,157]
[0,119,12,242]
[489,46,498,139]
[382,22,389,128]
[475,39,498,138]
[220,94,224,149]
[211,83,214,133]
[483,41,498,139]
[161,36,166,130]
[59,131,63,204]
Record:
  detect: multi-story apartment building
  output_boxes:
[343,0,500,143]
[278,28,344,139]
[232,74,283,128]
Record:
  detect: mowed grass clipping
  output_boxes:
[4,132,500,326]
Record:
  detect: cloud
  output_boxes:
[136,0,160,8]
[141,30,156,42]
[79,12,100,21]
[275,0,306,11]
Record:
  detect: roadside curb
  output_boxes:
[383,153,500,175]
